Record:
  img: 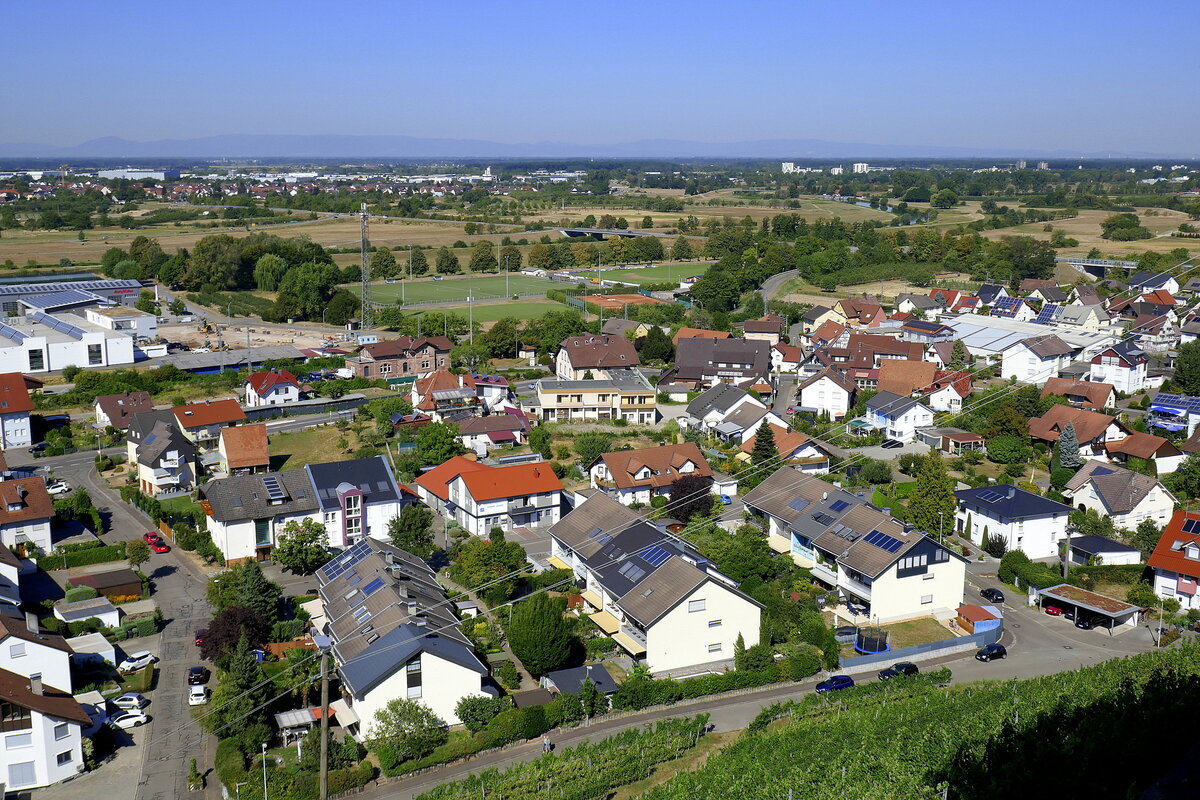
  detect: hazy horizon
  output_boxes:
[3,0,1197,155]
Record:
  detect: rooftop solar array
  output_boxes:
[1183,519,1200,535]
[1151,394,1200,413]
[829,499,850,513]
[587,527,613,545]
[1033,304,1060,325]
[977,490,1004,503]
[0,279,141,296]
[864,529,905,553]
[319,538,373,583]
[787,498,811,513]
[20,289,101,309]
[362,577,386,596]
[640,545,672,568]
[0,321,27,343]
[617,560,646,583]
[29,310,86,340]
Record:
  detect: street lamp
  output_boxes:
[261,742,269,800]
[938,511,944,543]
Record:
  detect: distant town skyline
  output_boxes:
[2,0,1196,155]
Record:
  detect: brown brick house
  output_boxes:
[346,336,453,380]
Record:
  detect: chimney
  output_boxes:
[382,551,394,565]
[29,674,42,696]
[25,612,38,635]
[1007,486,1016,499]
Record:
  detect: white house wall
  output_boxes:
[643,582,760,675]
[354,651,485,733]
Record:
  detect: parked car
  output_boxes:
[878,662,919,680]
[718,495,732,505]
[110,693,148,711]
[111,710,150,729]
[46,481,71,496]
[187,666,210,685]
[188,686,209,706]
[117,651,157,674]
[1074,615,1098,630]
[980,588,1005,603]
[27,442,48,455]
[1044,605,1064,616]
[815,675,855,693]
[881,439,904,449]
[194,629,207,647]
[975,643,1007,662]
[142,532,162,544]
[148,539,170,554]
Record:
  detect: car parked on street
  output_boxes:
[980,588,1005,603]
[187,666,210,685]
[718,495,732,505]
[111,710,150,729]
[975,643,1007,662]
[815,675,855,692]
[878,662,919,680]
[117,651,157,674]
[194,629,207,647]
[143,532,162,544]
[148,538,170,553]
[881,439,904,449]
[188,686,208,706]
[110,693,148,711]
[46,481,71,495]
[27,442,48,455]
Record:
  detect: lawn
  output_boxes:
[881,617,955,649]
[159,495,204,518]
[269,426,356,471]
[347,274,562,305]
[599,261,712,286]
[423,299,568,325]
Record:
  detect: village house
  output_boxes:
[93,391,153,431]
[832,298,887,328]
[770,342,804,374]
[1064,460,1176,531]
[589,443,713,506]
[244,370,302,407]
[744,469,966,623]
[1000,334,1076,385]
[955,484,1071,560]
[345,336,453,380]
[858,392,934,443]
[547,494,763,674]
[740,314,786,346]
[1089,341,1149,394]
[795,368,856,420]
[456,413,531,456]
[411,369,481,422]
[738,425,836,474]
[534,371,656,424]
[800,305,839,332]
[1041,378,1116,410]
[133,419,199,497]
[554,334,640,380]
[1148,511,1200,610]
[671,327,731,346]
[0,373,33,449]
[417,459,563,537]
[662,338,773,397]
[218,424,270,475]
[0,476,53,555]
[1029,405,1131,456]
[1104,432,1185,474]
[172,399,247,450]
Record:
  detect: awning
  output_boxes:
[613,630,647,655]
[589,609,621,634]
[580,590,603,609]
[1178,577,1198,596]
[329,698,358,728]
[714,421,742,435]
[546,555,571,571]
[487,430,517,443]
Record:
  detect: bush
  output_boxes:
[1069,564,1149,588]
[1050,468,1075,489]
[1126,582,1158,607]
[527,568,575,592]
[63,585,100,603]
[585,637,617,658]
[785,648,823,680]
[38,542,126,569]
[214,738,248,786]
[268,619,307,642]
[497,660,520,690]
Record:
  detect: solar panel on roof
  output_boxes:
[641,545,672,568]
[829,499,849,513]
[787,498,811,513]
[262,475,286,502]
[1034,304,1059,325]
[29,310,86,339]
[864,529,905,553]
[977,490,1003,502]
[319,538,373,581]
[617,561,646,583]
[1184,519,1200,534]
[0,321,28,343]
[812,513,836,526]
[362,577,385,596]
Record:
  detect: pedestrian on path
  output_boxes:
[542,735,552,754]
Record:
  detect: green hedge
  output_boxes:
[38,542,126,569]
[1070,563,1150,588]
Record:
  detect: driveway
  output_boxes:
[853,440,926,460]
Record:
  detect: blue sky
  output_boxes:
[3,0,1197,153]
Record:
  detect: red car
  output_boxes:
[143,532,161,544]
[1044,605,1064,616]
[148,538,170,554]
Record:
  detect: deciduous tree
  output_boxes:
[668,474,715,522]
[387,505,436,560]
[273,518,331,575]
[907,452,956,538]
[366,699,448,765]
[508,593,573,676]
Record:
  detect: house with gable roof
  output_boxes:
[93,390,153,431]
[589,443,713,505]
[547,493,762,673]
[1148,511,1200,610]
[346,335,452,380]
[244,370,301,407]
[555,334,640,380]
[218,424,270,475]
[1089,341,1149,394]
[738,424,837,474]
[410,369,481,422]
[1104,432,1185,474]
[955,485,1071,560]
[415,458,563,537]
[795,367,856,420]
[859,391,934,443]
[0,372,33,449]
[1000,333,1076,384]
[1064,460,1176,530]
[0,476,53,554]
[316,539,493,735]
[133,418,199,497]
[172,399,246,450]
[1029,405,1132,456]
[1041,378,1116,410]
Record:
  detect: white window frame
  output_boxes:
[920,594,934,604]
[707,642,722,653]
[54,722,70,741]
[708,619,722,628]
[5,733,31,750]
[688,599,706,613]
[9,642,24,658]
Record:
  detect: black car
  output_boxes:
[27,442,48,455]
[975,643,1007,662]
[980,588,1005,604]
[1074,615,1097,630]
[187,666,210,685]
[881,439,904,449]
[878,662,919,680]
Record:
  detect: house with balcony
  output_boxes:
[1041,378,1115,410]
[200,455,407,563]
[1029,405,1131,457]
[456,413,531,456]
[0,609,89,791]
[0,372,33,449]
[547,493,762,674]
[1148,393,1200,438]
[172,399,246,451]
[244,370,302,407]
[1148,511,1200,610]
[317,539,493,735]
[661,338,773,398]
[955,485,1071,560]
[345,336,453,381]
[743,469,966,623]
[856,391,933,443]
[1000,334,1076,385]
[795,368,856,420]
[554,334,640,380]
[0,477,52,555]
[133,420,199,497]
[416,458,563,537]
[738,425,836,474]
[589,443,713,506]
[93,391,153,431]
[411,370,481,422]
[471,373,511,411]
[1064,460,1176,531]
[534,371,656,425]
[1089,341,1149,394]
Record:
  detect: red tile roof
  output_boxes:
[0,477,53,526]
[1029,405,1122,444]
[0,667,90,725]
[1041,378,1115,410]
[877,360,937,396]
[1105,432,1181,460]
[598,443,712,490]
[413,456,490,501]
[459,462,563,501]
[1148,510,1200,580]
[219,424,270,469]
[558,334,640,369]
[672,328,731,346]
[246,370,299,396]
[0,373,33,415]
[739,424,827,461]
[173,399,246,428]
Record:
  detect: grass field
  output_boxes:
[599,261,712,285]
[348,273,563,304]
[426,299,568,324]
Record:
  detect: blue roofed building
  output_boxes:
[316,538,493,736]
[955,484,1072,560]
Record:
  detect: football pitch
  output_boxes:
[348,274,563,305]
[595,261,711,285]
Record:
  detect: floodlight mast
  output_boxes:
[360,203,372,329]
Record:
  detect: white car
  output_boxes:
[188,686,208,706]
[46,481,71,495]
[110,693,148,711]
[111,710,150,729]
[117,651,157,674]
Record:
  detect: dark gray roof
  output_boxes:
[547,493,641,560]
[1022,334,1075,358]
[674,338,770,381]
[1129,272,1173,290]
[865,390,925,417]
[685,383,751,418]
[305,455,401,512]
[136,420,198,468]
[955,485,1071,520]
[545,665,619,696]
[1069,535,1139,555]
[126,409,178,446]
[1104,340,1148,364]
[200,470,319,522]
[977,284,1006,305]
[802,305,831,322]
[896,293,939,310]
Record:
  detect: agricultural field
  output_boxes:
[978,206,1198,258]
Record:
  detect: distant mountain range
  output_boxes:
[0,134,1181,160]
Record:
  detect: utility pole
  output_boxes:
[359,202,372,329]
[316,636,331,800]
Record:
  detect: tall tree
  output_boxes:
[233,560,281,623]
[741,423,779,492]
[468,240,498,272]
[1175,341,1200,394]
[370,247,398,280]
[273,518,332,575]
[668,474,715,522]
[126,539,150,571]
[435,247,459,274]
[507,593,573,676]
[409,247,429,276]
[1057,422,1083,470]
[640,326,674,362]
[387,505,436,560]
[499,244,522,271]
[907,452,957,539]
[947,340,969,370]
[671,236,694,261]
[415,421,466,465]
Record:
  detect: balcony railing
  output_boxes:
[619,624,647,646]
[810,561,838,586]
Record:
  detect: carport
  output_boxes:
[1036,583,1142,632]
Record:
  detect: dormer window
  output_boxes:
[1187,544,1200,561]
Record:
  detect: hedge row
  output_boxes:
[37,542,126,569]
[1070,563,1150,587]
[998,551,1063,590]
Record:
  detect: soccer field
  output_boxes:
[347,274,563,305]
[600,262,712,285]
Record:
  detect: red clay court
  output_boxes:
[581,293,669,310]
